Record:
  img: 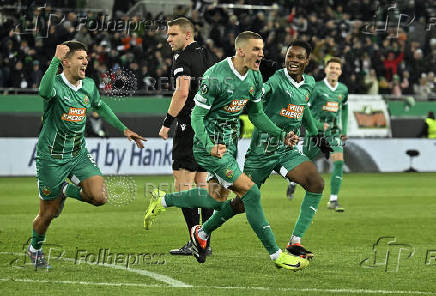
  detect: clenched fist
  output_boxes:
[210,144,226,158]
[55,44,70,60]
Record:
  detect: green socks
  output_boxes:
[65,184,82,201]
[165,188,224,211]
[202,200,235,234]
[31,229,45,250]
[242,184,279,255]
[292,191,322,238]
[331,160,344,197]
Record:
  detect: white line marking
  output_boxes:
[0,252,191,287]
[0,278,434,295]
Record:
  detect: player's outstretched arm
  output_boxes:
[302,107,322,136]
[39,45,70,99]
[246,100,283,138]
[191,105,223,156]
[95,101,146,148]
[341,102,348,141]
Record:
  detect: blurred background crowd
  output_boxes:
[1,0,436,98]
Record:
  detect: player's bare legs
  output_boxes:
[80,175,107,206]
[33,198,63,237]
[286,161,324,194]
[328,152,344,211]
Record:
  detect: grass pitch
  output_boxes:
[1,173,435,295]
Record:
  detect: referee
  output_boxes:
[159,17,217,256]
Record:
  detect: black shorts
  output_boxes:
[172,121,206,173]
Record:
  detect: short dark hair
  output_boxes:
[235,31,263,48]
[167,17,194,33]
[326,57,343,67]
[287,40,312,57]
[62,40,87,58]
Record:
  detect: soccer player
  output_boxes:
[198,40,330,259]
[156,17,216,256]
[145,31,309,271]
[243,40,328,258]
[28,41,145,269]
[296,57,348,212]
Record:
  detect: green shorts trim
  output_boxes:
[244,147,309,187]
[36,149,101,200]
[303,133,344,160]
[193,143,242,188]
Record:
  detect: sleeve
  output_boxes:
[341,88,348,135]
[191,105,215,153]
[261,76,275,105]
[38,57,60,100]
[193,69,219,110]
[302,107,320,136]
[307,85,316,107]
[172,54,192,79]
[94,101,127,132]
[246,100,283,138]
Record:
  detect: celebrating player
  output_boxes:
[197,40,331,259]
[28,41,145,269]
[155,17,216,256]
[289,57,348,212]
[243,40,329,258]
[145,31,309,271]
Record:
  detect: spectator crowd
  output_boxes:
[1,0,436,98]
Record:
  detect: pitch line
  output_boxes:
[0,251,191,287]
[0,278,435,295]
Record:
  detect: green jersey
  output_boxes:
[248,70,317,155]
[37,59,102,160]
[193,57,263,148]
[309,78,348,134]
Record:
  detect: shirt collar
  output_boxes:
[227,57,248,81]
[61,72,82,91]
[284,68,305,88]
[184,41,197,51]
[323,77,338,91]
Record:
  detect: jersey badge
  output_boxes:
[84,95,89,105]
[42,186,51,196]
[249,86,254,96]
[200,84,208,95]
[225,168,234,179]
[338,94,343,101]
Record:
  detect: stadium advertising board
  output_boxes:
[347,95,391,137]
[0,138,435,176]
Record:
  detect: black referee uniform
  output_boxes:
[169,41,217,254]
[171,41,217,171]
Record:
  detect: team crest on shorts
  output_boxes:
[42,187,51,196]
[225,168,234,179]
[84,95,89,105]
